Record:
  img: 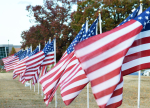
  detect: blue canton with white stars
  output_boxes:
[27,48,31,56]
[19,50,27,60]
[67,22,87,54]
[118,6,140,27]
[134,7,150,28]
[28,46,39,57]
[14,50,23,57]
[43,38,55,56]
[80,17,98,41]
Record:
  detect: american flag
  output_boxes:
[13,46,39,81]
[121,8,150,76]
[60,18,98,105]
[2,54,15,64]
[23,39,55,85]
[74,7,150,108]
[39,21,88,105]
[4,50,23,72]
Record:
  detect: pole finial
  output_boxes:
[54,35,56,38]
[140,0,143,4]
[86,17,88,21]
[99,10,101,14]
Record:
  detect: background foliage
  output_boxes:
[21,0,150,60]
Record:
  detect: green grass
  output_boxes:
[0,70,6,73]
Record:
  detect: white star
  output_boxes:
[138,17,142,20]
[145,16,149,20]
[146,11,150,14]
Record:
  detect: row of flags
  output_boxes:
[2,4,150,108]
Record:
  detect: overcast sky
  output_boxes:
[0,0,43,45]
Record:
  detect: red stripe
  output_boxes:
[123,50,150,63]
[106,100,122,108]
[122,62,150,76]
[131,36,150,47]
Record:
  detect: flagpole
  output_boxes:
[85,17,89,108]
[25,46,28,87]
[99,10,102,34]
[54,35,57,108]
[138,1,143,108]
[5,47,7,57]
[38,43,41,94]
[30,44,32,90]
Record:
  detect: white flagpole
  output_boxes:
[99,10,102,34]
[85,17,89,108]
[138,1,143,108]
[53,36,57,108]
[25,47,28,87]
[5,47,7,57]
[30,44,32,90]
[38,43,41,94]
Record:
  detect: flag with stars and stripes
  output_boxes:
[4,50,23,72]
[121,8,150,76]
[74,7,150,108]
[59,18,98,105]
[39,21,89,106]
[23,39,55,85]
[13,46,39,81]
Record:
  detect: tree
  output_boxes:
[9,47,16,56]
[71,0,150,34]
[21,0,75,60]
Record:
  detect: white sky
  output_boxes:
[0,0,44,45]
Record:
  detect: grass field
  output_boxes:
[0,72,150,108]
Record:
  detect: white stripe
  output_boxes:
[41,60,55,65]
[106,94,122,106]
[126,43,150,56]
[115,81,123,91]
[96,94,112,106]
[122,56,150,71]
[62,90,81,101]
[61,78,88,94]
[134,29,150,41]
[76,21,141,58]
[92,74,120,94]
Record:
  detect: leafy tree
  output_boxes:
[71,0,150,34]
[21,0,75,60]
[9,47,16,56]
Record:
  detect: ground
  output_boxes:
[0,72,150,108]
